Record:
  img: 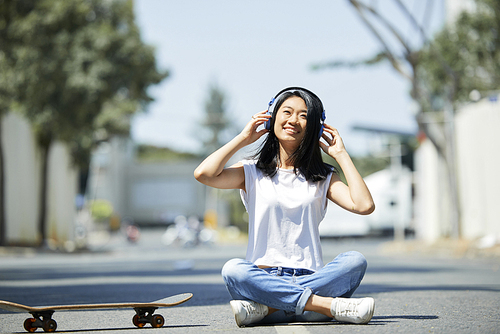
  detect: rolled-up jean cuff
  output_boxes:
[295,287,313,315]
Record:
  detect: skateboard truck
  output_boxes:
[23,308,165,332]
[24,311,57,333]
[133,307,165,328]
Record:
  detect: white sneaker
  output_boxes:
[230,300,269,327]
[331,297,375,324]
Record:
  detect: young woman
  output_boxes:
[194,87,375,326]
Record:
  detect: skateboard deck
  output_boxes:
[0,292,193,332]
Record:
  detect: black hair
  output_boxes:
[253,89,333,182]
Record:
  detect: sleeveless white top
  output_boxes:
[240,160,333,272]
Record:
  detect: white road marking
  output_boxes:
[275,325,312,334]
[0,274,223,287]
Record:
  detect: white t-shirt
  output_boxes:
[240,160,333,272]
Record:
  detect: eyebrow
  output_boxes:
[281,105,308,113]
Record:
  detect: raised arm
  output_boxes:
[194,110,271,191]
[319,124,375,215]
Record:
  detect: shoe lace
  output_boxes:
[337,300,360,317]
[242,303,266,316]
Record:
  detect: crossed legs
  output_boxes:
[222,251,368,323]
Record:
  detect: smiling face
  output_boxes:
[273,96,308,149]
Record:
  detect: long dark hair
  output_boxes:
[253,88,333,182]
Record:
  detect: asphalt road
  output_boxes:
[0,228,499,334]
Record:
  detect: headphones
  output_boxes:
[265,87,326,138]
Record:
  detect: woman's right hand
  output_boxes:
[238,110,271,145]
[194,110,270,190]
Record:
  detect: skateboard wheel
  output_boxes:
[42,319,57,333]
[151,314,165,328]
[132,314,145,328]
[23,318,37,333]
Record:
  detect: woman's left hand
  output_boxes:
[319,124,347,160]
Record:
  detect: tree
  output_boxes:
[0,0,34,245]
[198,83,244,230]
[313,0,499,238]
[416,1,499,239]
[418,0,500,106]
[1,0,167,245]
[200,83,232,155]
[0,54,10,245]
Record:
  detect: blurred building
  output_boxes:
[2,113,78,248]
[0,113,210,249]
[415,93,500,242]
[86,137,208,227]
[320,125,415,239]
[321,92,500,244]
[3,94,498,248]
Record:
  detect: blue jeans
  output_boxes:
[221,251,367,323]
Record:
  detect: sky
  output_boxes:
[131,0,445,156]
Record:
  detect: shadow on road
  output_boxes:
[255,315,439,328]
[356,284,500,294]
[373,315,439,320]
[9,324,209,334]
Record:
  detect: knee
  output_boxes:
[338,251,367,274]
[221,258,248,284]
[347,251,367,273]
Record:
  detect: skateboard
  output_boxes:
[0,292,193,332]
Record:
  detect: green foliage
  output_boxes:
[352,155,392,176]
[224,189,248,233]
[0,51,12,114]
[200,83,233,155]
[89,199,113,221]
[313,0,499,111]
[0,0,167,243]
[0,0,168,165]
[322,153,390,183]
[135,144,200,162]
[418,0,500,109]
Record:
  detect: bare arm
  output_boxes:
[319,124,375,215]
[194,110,271,191]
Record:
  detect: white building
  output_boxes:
[414,93,500,242]
[86,137,207,226]
[2,113,78,248]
